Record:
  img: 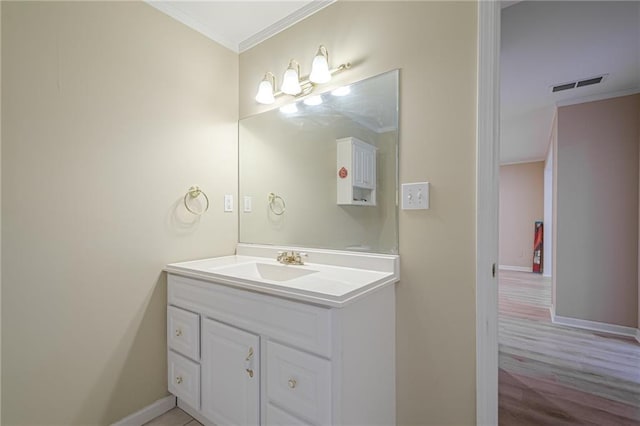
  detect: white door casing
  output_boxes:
[476,1,500,425]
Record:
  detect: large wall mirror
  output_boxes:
[239,70,399,254]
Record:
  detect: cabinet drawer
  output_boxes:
[168,305,200,361]
[266,341,331,425]
[168,274,332,357]
[168,351,200,410]
[266,403,311,426]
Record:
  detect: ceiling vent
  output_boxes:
[551,74,607,93]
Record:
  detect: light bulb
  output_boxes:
[280,103,298,114]
[281,63,302,95]
[309,46,331,84]
[303,95,323,106]
[255,78,275,105]
[331,86,351,97]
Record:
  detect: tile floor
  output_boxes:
[143,407,202,426]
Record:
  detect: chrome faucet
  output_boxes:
[277,251,307,265]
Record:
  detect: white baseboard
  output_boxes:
[636,328,640,344]
[498,265,533,273]
[111,395,176,426]
[552,314,638,339]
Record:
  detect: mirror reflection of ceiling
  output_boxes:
[277,76,398,134]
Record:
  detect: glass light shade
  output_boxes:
[281,68,302,95]
[255,80,275,104]
[309,54,331,84]
[303,95,323,106]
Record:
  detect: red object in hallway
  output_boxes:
[532,221,543,273]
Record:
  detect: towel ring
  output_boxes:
[268,192,286,216]
[184,186,209,215]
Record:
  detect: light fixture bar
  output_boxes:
[255,43,352,105]
[272,63,351,98]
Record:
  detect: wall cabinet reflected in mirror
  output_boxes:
[239,70,399,254]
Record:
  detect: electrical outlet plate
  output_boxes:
[401,182,429,210]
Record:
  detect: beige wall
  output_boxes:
[2,2,238,424]
[240,2,478,424]
[499,162,544,269]
[556,94,640,327]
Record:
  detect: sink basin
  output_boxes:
[214,262,318,282]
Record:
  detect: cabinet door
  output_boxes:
[362,148,376,189]
[353,146,365,187]
[201,318,260,425]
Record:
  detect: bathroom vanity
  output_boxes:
[165,244,399,426]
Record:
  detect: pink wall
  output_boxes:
[499,162,545,270]
[556,94,640,328]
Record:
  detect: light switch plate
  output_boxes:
[224,194,233,212]
[243,196,252,213]
[401,182,429,210]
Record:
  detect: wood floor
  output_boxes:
[499,270,640,425]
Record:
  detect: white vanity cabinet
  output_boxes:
[166,272,396,426]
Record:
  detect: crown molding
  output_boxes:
[146,1,239,52]
[239,0,336,53]
[556,87,640,108]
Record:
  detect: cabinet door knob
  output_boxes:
[246,369,254,378]
[288,379,297,389]
[175,329,182,337]
[176,376,183,384]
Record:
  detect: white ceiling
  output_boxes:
[147,0,333,52]
[501,1,640,164]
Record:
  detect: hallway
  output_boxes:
[498,271,640,425]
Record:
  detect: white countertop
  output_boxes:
[164,245,400,307]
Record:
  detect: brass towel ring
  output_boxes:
[268,192,286,216]
[184,186,209,215]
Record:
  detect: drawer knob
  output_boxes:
[176,376,183,384]
[246,368,254,378]
[288,379,297,389]
[175,329,183,337]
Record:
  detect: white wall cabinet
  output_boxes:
[336,137,377,206]
[167,273,396,426]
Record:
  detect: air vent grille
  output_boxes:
[552,82,576,92]
[551,74,607,93]
[576,76,603,87]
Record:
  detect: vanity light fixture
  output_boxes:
[255,45,350,105]
[255,72,276,105]
[281,60,302,95]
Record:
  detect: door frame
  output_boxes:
[476,1,500,425]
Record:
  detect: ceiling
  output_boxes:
[501,1,640,164]
[147,0,333,52]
